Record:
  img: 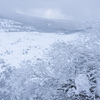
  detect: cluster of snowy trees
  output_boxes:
[0,18,35,32]
[0,21,100,100]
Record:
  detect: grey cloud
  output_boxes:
[0,0,100,21]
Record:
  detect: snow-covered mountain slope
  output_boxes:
[0,12,84,69]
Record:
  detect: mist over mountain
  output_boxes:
[0,9,84,33]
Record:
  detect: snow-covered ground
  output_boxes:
[0,17,100,100]
[0,32,78,69]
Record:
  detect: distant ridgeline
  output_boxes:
[0,13,84,33]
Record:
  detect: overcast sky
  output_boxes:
[0,0,100,21]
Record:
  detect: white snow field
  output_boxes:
[0,32,78,68]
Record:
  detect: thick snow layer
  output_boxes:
[75,74,90,95]
[97,77,100,96]
[0,32,78,68]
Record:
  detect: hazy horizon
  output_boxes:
[0,0,100,21]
